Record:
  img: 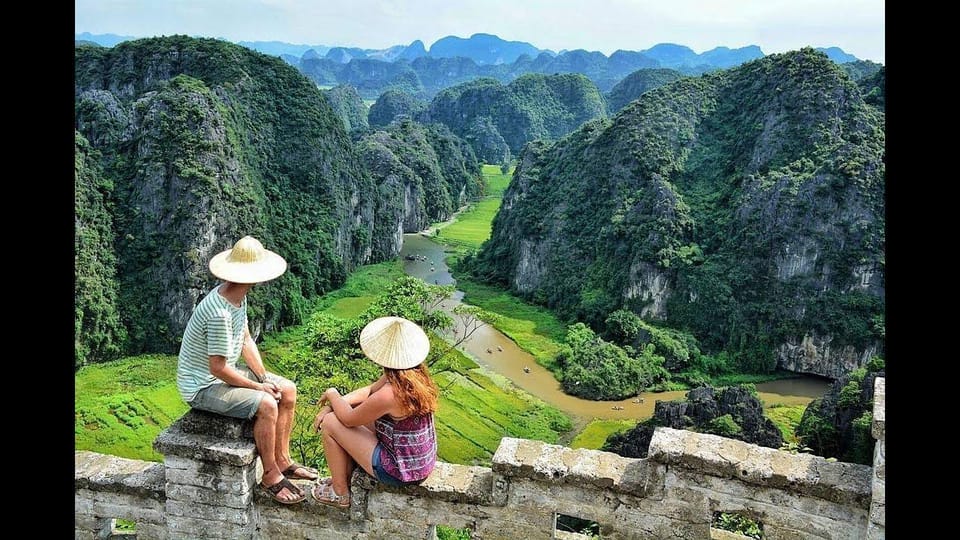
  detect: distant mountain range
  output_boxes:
[75,32,864,68]
[76,32,869,101]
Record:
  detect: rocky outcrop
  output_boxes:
[357,120,483,247]
[75,36,382,356]
[75,132,126,368]
[472,49,885,377]
[368,89,426,128]
[322,84,369,132]
[605,385,784,458]
[420,73,607,159]
[797,361,884,464]
[605,68,685,113]
[777,333,881,378]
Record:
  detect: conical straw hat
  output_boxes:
[208,236,287,284]
[359,316,430,369]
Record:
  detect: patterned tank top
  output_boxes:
[374,413,437,483]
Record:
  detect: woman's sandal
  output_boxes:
[311,480,350,509]
[260,477,306,505]
[282,462,319,481]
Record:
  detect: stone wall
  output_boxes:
[75,379,886,539]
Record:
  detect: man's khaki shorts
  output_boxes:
[189,367,290,420]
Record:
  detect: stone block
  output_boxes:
[134,522,169,540]
[165,482,252,509]
[163,454,257,494]
[174,409,255,440]
[166,515,254,540]
[870,438,885,529]
[648,428,872,507]
[75,489,166,524]
[74,451,165,500]
[872,378,885,440]
[492,437,656,496]
[391,461,497,505]
[166,499,252,526]
[154,424,257,466]
[73,514,108,533]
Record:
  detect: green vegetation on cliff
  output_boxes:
[466,49,885,378]
[605,68,685,113]
[422,73,607,164]
[75,132,126,368]
[368,89,427,128]
[75,36,382,359]
[74,37,486,366]
[322,84,369,131]
[796,357,883,464]
[357,119,483,242]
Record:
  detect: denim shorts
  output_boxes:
[189,368,287,420]
[372,444,407,487]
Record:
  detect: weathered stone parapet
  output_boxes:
[76,407,886,539]
[153,410,258,467]
[154,409,261,540]
[867,377,885,539]
[648,427,873,508]
[74,451,167,539]
[492,437,662,497]
[872,377,885,440]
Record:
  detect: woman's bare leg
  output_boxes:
[320,414,378,496]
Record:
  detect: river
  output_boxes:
[400,233,830,425]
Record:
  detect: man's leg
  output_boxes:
[273,377,298,471]
[254,396,301,502]
[320,413,378,497]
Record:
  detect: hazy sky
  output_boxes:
[75,0,885,63]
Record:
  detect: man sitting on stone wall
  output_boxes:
[176,236,318,504]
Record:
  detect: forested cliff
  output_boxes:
[419,73,607,165]
[74,37,480,366]
[468,49,885,378]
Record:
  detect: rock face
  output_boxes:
[472,49,885,378]
[797,361,884,465]
[368,89,426,128]
[604,385,784,458]
[419,73,607,160]
[322,84,369,132]
[74,37,395,358]
[75,132,126,367]
[605,68,685,113]
[357,120,483,254]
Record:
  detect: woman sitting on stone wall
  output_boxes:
[311,316,439,508]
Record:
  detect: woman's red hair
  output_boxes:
[384,363,438,416]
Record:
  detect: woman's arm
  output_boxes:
[323,384,396,428]
[313,375,389,431]
[335,374,388,406]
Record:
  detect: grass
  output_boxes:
[570,419,639,450]
[431,164,512,250]
[765,404,806,444]
[75,354,189,462]
[326,296,376,318]
[455,277,567,370]
[435,366,571,465]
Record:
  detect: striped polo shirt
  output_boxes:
[177,285,247,403]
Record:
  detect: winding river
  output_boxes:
[400,233,830,424]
